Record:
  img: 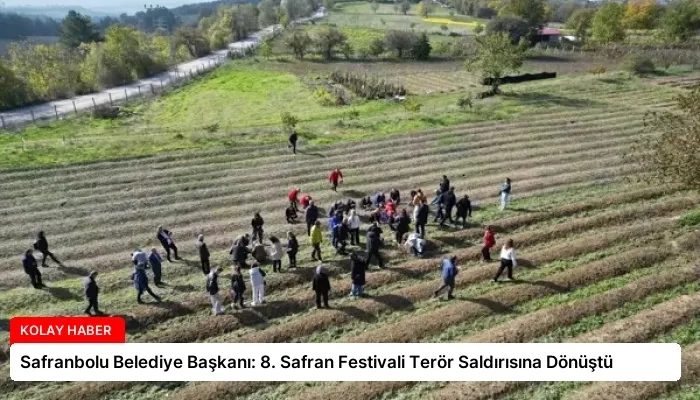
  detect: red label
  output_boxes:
[10,317,125,346]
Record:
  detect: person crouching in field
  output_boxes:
[231,266,246,309]
[392,209,411,245]
[390,188,401,205]
[288,188,301,211]
[84,270,101,315]
[268,236,283,272]
[207,267,225,315]
[500,178,512,211]
[312,265,331,309]
[286,204,298,224]
[148,248,164,286]
[34,231,62,268]
[249,263,267,306]
[22,249,43,288]
[435,256,458,300]
[494,239,517,282]
[482,226,495,261]
[196,235,210,275]
[405,232,426,257]
[231,235,251,269]
[156,226,180,262]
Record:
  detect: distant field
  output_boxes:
[328,1,481,35]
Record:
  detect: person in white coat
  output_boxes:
[499,178,512,211]
[494,239,517,282]
[404,232,426,257]
[268,236,283,272]
[249,263,267,306]
[206,267,224,315]
[347,209,361,246]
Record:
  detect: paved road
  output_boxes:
[0,9,325,129]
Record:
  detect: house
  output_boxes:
[536,28,561,43]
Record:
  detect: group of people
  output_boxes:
[21,167,519,316]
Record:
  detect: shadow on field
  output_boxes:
[501,92,603,108]
[43,286,81,301]
[433,235,473,248]
[516,259,536,269]
[508,207,538,213]
[370,293,415,312]
[462,297,512,314]
[297,150,325,158]
[57,264,90,276]
[0,319,8,332]
[335,305,379,323]
[514,279,570,293]
[342,189,366,198]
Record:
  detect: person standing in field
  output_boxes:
[415,199,429,238]
[431,189,444,222]
[156,226,180,262]
[435,256,458,300]
[288,188,301,211]
[286,232,298,269]
[329,168,343,192]
[392,208,411,245]
[231,235,251,269]
[482,226,495,261]
[207,267,225,315]
[306,200,319,236]
[22,249,43,288]
[440,187,457,226]
[349,253,366,297]
[412,189,427,207]
[366,223,385,269]
[268,236,283,272]
[84,270,101,315]
[131,255,161,303]
[196,235,210,275]
[249,262,267,306]
[251,213,264,244]
[312,265,331,308]
[494,239,517,282]
[231,266,246,309]
[310,221,324,262]
[500,178,512,211]
[347,209,361,246]
[440,175,450,194]
[33,231,62,268]
[148,248,164,286]
[455,195,472,228]
[288,129,298,154]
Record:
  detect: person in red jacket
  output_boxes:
[300,194,312,210]
[288,188,301,211]
[482,226,495,261]
[329,169,343,192]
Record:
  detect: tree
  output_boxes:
[474,22,484,34]
[486,15,530,43]
[282,0,312,21]
[412,32,431,60]
[258,0,280,27]
[59,10,101,48]
[399,0,411,15]
[566,9,595,43]
[623,0,661,30]
[368,37,385,57]
[285,30,312,58]
[173,27,211,58]
[498,0,547,34]
[417,0,434,17]
[260,39,273,59]
[0,59,31,111]
[384,30,416,58]
[464,32,526,94]
[591,2,626,44]
[660,0,700,43]
[625,88,700,190]
[370,1,380,14]
[8,42,83,100]
[313,26,347,60]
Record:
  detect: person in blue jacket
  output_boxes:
[434,256,458,300]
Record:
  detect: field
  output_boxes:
[2,64,700,399]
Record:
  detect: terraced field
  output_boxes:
[1,75,699,400]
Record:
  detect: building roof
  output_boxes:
[539,28,561,36]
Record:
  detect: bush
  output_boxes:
[587,65,607,74]
[678,209,700,227]
[313,86,346,106]
[330,70,407,99]
[281,112,299,130]
[457,94,473,109]
[92,106,121,119]
[403,97,421,113]
[624,54,655,75]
